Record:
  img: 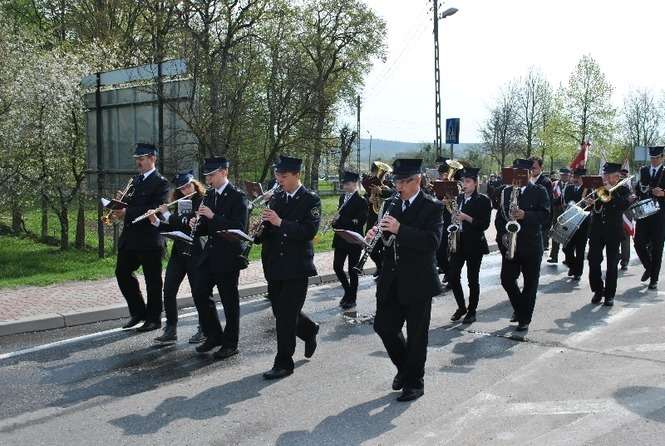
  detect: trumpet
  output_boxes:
[101,178,134,226]
[131,192,197,224]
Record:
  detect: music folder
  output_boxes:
[217,229,254,243]
[582,176,604,190]
[100,197,128,210]
[333,229,368,247]
[160,231,194,243]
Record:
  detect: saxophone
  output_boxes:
[501,185,521,260]
[447,198,461,257]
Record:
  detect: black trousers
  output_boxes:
[162,250,201,326]
[374,287,432,389]
[193,269,240,348]
[448,253,483,313]
[367,217,383,274]
[115,248,163,323]
[333,245,361,300]
[634,218,665,281]
[563,231,587,277]
[436,233,449,276]
[619,235,630,267]
[267,278,318,370]
[501,252,542,325]
[588,234,620,298]
[550,207,563,259]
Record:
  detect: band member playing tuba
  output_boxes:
[561,168,590,281]
[254,156,321,380]
[115,143,170,331]
[447,167,492,324]
[586,163,631,305]
[495,159,550,332]
[634,146,665,290]
[369,158,444,402]
[190,157,249,359]
[149,171,207,343]
[331,171,368,309]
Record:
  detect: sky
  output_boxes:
[339,0,665,144]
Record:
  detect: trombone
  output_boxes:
[101,178,134,226]
[131,192,197,224]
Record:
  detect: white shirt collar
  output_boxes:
[520,185,527,193]
[286,184,302,198]
[530,173,541,184]
[142,167,156,179]
[215,180,229,195]
[402,190,420,207]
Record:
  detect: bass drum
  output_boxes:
[550,204,590,247]
[626,198,660,220]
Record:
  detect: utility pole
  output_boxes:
[432,0,442,159]
[356,95,361,172]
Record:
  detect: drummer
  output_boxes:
[561,168,589,281]
[618,168,632,271]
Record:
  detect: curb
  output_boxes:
[0,242,501,337]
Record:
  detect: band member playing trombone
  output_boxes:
[495,159,550,332]
[447,167,492,324]
[115,143,170,331]
[331,171,368,309]
[587,163,631,306]
[254,156,321,380]
[369,158,444,402]
[561,168,589,280]
[634,146,665,290]
[190,157,248,359]
[148,171,207,343]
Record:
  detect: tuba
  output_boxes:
[445,159,464,182]
[363,161,393,214]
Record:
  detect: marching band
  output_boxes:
[106,142,664,402]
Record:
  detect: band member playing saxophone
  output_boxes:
[115,143,170,331]
[587,162,631,305]
[331,171,368,309]
[495,159,550,332]
[634,146,665,290]
[561,168,590,281]
[447,167,492,324]
[369,158,444,402]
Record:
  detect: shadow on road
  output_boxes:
[614,386,665,423]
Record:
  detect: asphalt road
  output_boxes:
[1,250,664,445]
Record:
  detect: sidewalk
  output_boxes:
[0,215,500,336]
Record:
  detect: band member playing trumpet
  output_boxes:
[332,171,368,309]
[115,143,170,331]
[447,167,492,324]
[369,158,444,402]
[634,146,665,290]
[190,157,248,359]
[254,156,321,380]
[561,168,590,280]
[587,163,631,305]
[495,159,550,332]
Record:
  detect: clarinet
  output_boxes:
[183,188,211,256]
[353,191,399,275]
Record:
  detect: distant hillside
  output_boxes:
[358,138,477,161]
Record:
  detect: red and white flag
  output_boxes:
[621,157,635,237]
[570,140,590,169]
[552,180,562,199]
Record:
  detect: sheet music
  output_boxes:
[160,231,194,243]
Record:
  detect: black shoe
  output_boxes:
[372,271,380,279]
[547,258,557,264]
[620,265,628,271]
[516,323,529,332]
[441,275,449,284]
[572,276,581,281]
[567,270,574,277]
[136,321,161,332]
[450,308,467,321]
[122,316,143,329]
[341,300,356,310]
[462,312,476,324]
[188,327,206,344]
[263,367,293,380]
[604,297,614,307]
[304,325,320,359]
[591,293,603,304]
[196,338,222,353]
[562,260,570,267]
[509,312,518,323]
[397,387,424,402]
[213,346,239,360]
[154,325,177,343]
[392,372,405,391]
[338,293,349,307]
[641,270,651,282]
[648,281,658,290]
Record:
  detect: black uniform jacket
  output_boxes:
[159,193,205,257]
[255,185,321,281]
[119,171,170,251]
[376,192,444,305]
[589,185,630,240]
[331,191,368,249]
[636,165,665,223]
[454,191,492,257]
[194,183,249,272]
[495,183,551,257]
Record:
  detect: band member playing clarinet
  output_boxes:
[562,168,589,281]
[447,167,492,324]
[255,156,321,380]
[115,143,170,331]
[332,171,368,310]
[149,171,207,343]
[191,157,248,359]
[587,162,631,305]
[436,159,451,285]
[634,146,665,290]
[495,159,550,332]
[369,158,444,402]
